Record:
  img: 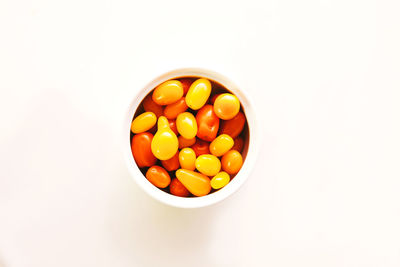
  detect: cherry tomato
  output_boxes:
[168,119,179,135]
[170,178,190,197]
[131,112,157,134]
[191,139,210,156]
[180,78,193,95]
[178,136,196,149]
[151,116,179,160]
[176,112,197,139]
[152,80,183,105]
[163,97,188,119]
[232,137,244,152]
[210,171,230,189]
[195,154,221,176]
[161,151,180,171]
[221,150,243,174]
[146,166,171,188]
[131,132,157,168]
[143,94,164,117]
[213,93,240,120]
[186,78,212,110]
[209,134,234,157]
[179,148,196,171]
[219,112,245,138]
[176,169,211,197]
[196,104,220,142]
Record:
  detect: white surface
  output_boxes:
[0,0,400,266]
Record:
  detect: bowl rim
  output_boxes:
[122,67,259,208]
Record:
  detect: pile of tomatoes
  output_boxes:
[130,77,247,197]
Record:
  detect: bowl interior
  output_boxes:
[124,68,257,208]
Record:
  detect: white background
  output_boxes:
[1,0,400,266]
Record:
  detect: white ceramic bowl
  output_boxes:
[123,68,258,208]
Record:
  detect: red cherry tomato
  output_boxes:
[161,151,180,171]
[146,166,171,188]
[219,112,245,138]
[131,132,157,167]
[168,119,179,135]
[164,97,188,119]
[143,94,164,117]
[170,178,190,197]
[232,136,244,152]
[180,78,193,95]
[195,104,220,142]
[191,139,210,156]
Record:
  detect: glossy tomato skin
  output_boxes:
[195,104,220,142]
[221,150,243,175]
[146,166,171,188]
[213,93,240,120]
[219,112,245,139]
[170,178,190,197]
[131,132,157,168]
[178,136,196,149]
[152,80,183,105]
[164,97,188,119]
[191,139,210,157]
[161,151,180,171]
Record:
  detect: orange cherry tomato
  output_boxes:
[180,78,193,95]
[143,94,164,117]
[191,139,210,156]
[210,94,221,104]
[168,119,179,135]
[164,97,188,119]
[219,112,245,138]
[170,178,190,197]
[178,136,196,149]
[131,132,157,168]
[221,150,243,175]
[146,166,171,188]
[195,104,220,142]
[232,136,244,152]
[161,151,180,171]
[213,93,240,120]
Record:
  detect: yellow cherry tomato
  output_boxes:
[176,112,198,139]
[178,136,196,149]
[185,78,212,110]
[209,134,234,157]
[195,154,221,176]
[213,93,240,120]
[131,112,157,133]
[151,116,179,160]
[176,169,211,197]
[221,150,243,174]
[179,148,196,171]
[210,171,230,189]
[152,80,184,105]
